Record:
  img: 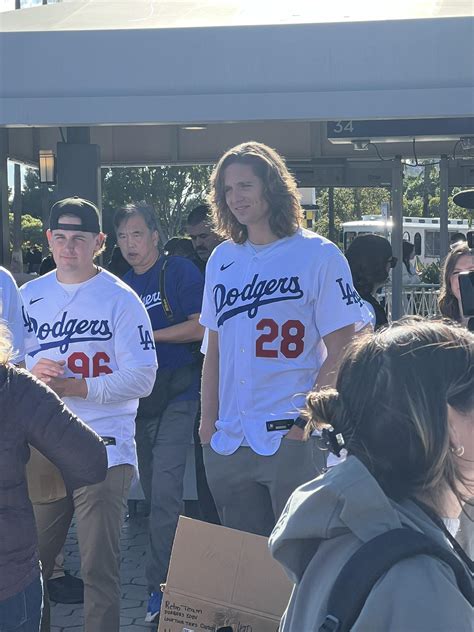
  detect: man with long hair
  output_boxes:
[199,141,369,536]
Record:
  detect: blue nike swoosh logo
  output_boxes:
[220,262,235,271]
[29,297,44,305]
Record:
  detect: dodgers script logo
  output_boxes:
[23,307,113,356]
[139,291,162,311]
[214,274,303,326]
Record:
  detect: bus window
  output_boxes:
[414,232,422,255]
[344,231,356,251]
[425,231,440,257]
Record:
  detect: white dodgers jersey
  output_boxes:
[200,228,370,456]
[20,269,157,468]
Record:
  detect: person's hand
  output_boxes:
[30,358,65,384]
[199,420,216,445]
[284,425,306,441]
[46,377,88,399]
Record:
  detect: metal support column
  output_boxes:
[439,155,449,261]
[11,164,23,272]
[328,187,336,243]
[0,130,9,267]
[391,157,403,321]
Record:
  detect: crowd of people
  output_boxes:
[0,141,472,632]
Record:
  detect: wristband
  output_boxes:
[293,415,308,430]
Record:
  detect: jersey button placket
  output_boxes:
[236,322,252,429]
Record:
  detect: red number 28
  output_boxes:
[255,319,305,359]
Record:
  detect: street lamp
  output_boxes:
[39,149,56,184]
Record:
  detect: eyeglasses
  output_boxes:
[387,257,398,268]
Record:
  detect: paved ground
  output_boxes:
[50,507,156,632]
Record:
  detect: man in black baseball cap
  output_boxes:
[24,194,157,631]
[46,197,105,283]
[49,196,101,233]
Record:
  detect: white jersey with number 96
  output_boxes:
[20,269,157,468]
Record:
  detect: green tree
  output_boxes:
[403,163,471,220]
[312,163,472,242]
[101,165,212,243]
[8,212,43,252]
[21,168,45,220]
[314,186,391,242]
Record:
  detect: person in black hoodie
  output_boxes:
[0,323,107,632]
[346,234,397,330]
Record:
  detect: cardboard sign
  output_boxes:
[158,517,292,632]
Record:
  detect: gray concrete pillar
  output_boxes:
[56,142,101,209]
[56,128,101,211]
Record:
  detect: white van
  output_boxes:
[342,215,470,263]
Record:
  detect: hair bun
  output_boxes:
[305,388,341,431]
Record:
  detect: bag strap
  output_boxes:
[319,528,473,632]
[159,256,174,324]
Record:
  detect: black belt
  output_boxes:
[101,436,116,446]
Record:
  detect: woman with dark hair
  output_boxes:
[346,234,396,329]
[439,242,474,555]
[0,323,107,631]
[402,240,421,285]
[270,319,473,631]
[439,242,474,329]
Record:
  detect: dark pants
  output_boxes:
[203,437,326,536]
[0,575,43,632]
[135,399,197,591]
[190,406,220,524]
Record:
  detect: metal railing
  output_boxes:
[383,285,441,320]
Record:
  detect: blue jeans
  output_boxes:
[0,575,43,632]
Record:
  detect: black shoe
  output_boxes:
[47,572,84,604]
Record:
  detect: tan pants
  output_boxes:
[34,464,134,632]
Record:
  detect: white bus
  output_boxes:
[342,215,471,263]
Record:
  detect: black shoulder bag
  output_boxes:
[319,527,473,632]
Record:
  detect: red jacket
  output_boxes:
[0,365,107,600]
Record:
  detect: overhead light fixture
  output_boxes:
[39,149,56,184]
[181,125,207,131]
[352,139,370,151]
[460,136,474,151]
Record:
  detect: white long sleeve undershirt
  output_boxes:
[85,365,156,405]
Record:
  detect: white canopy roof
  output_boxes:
[1,0,473,128]
[1,0,472,31]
